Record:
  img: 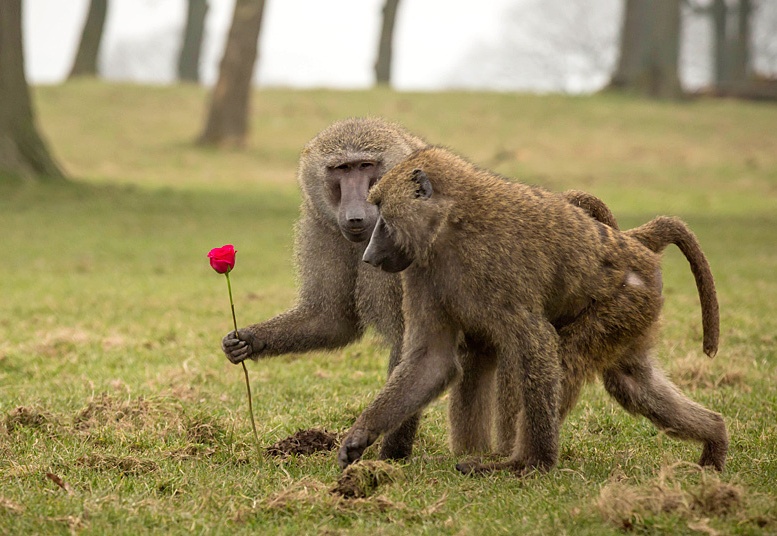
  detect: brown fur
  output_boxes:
[221,119,629,463]
[338,146,727,475]
[221,117,427,460]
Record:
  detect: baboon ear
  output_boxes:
[411,169,433,200]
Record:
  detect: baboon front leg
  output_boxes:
[449,337,496,455]
[602,346,728,471]
[339,327,460,469]
[379,343,422,461]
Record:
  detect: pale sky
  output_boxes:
[23,0,517,90]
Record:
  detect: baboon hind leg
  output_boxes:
[457,319,561,476]
[449,338,496,455]
[602,344,728,471]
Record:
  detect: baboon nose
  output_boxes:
[362,249,379,267]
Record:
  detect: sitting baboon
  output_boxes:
[338,146,727,475]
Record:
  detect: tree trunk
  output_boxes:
[608,0,683,99]
[650,0,683,98]
[712,0,729,86]
[730,0,752,83]
[0,0,65,182]
[610,0,651,88]
[68,0,108,79]
[375,0,401,86]
[178,0,208,83]
[198,0,266,147]
[711,0,753,92]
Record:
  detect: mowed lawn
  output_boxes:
[1,82,776,534]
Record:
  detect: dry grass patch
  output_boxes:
[671,354,748,391]
[235,472,444,525]
[76,453,159,475]
[0,497,25,514]
[4,406,55,432]
[73,393,182,433]
[595,463,771,532]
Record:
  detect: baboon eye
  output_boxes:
[334,163,350,171]
[360,162,374,169]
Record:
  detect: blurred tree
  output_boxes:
[711,0,753,88]
[69,0,108,79]
[0,0,65,181]
[198,0,266,147]
[178,0,209,83]
[375,0,401,86]
[609,0,683,98]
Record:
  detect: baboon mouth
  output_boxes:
[342,227,371,243]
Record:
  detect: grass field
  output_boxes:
[1,81,776,534]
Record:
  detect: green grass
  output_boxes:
[1,82,776,534]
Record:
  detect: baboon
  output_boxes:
[485,193,720,458]
[338,146,727,475]
[221,117,428,460]
[219,118,629,461]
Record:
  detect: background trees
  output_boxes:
[198,0,266,147]
[375,0,401,87]
[0,0,65,181]
[177,0,208,83]
[609,0,683,98]
[68,0,108,79]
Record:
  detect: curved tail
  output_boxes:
[564,190,620,230]
[627,216,719,357]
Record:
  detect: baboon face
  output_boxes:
[362,215,413,272]
[363,168,436,272]
[300,117,428,244]
[327,160,381,242]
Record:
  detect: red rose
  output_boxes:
[207,244,236,274]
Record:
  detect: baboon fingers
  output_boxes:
[221,331,255,363]
[338,429,376,469]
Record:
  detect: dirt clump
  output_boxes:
[331,460,401,499]
[265,428,338,457]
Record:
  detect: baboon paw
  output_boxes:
[455,459,492,476]
[221,331,263,364]
[699,436,728,471]
[337,430,374,470]
[699,443,727,472]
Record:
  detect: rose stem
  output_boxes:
[225,271,261,459]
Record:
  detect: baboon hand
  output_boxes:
[221,330,262,364]
[337,427,377,469]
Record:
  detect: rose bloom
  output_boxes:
[207,244,236,274]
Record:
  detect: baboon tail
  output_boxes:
[564,190,620,230]
[628,216,719,357]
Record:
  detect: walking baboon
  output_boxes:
[338,146,727,475]
[485,196,720,458]
[221,117,428,460]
